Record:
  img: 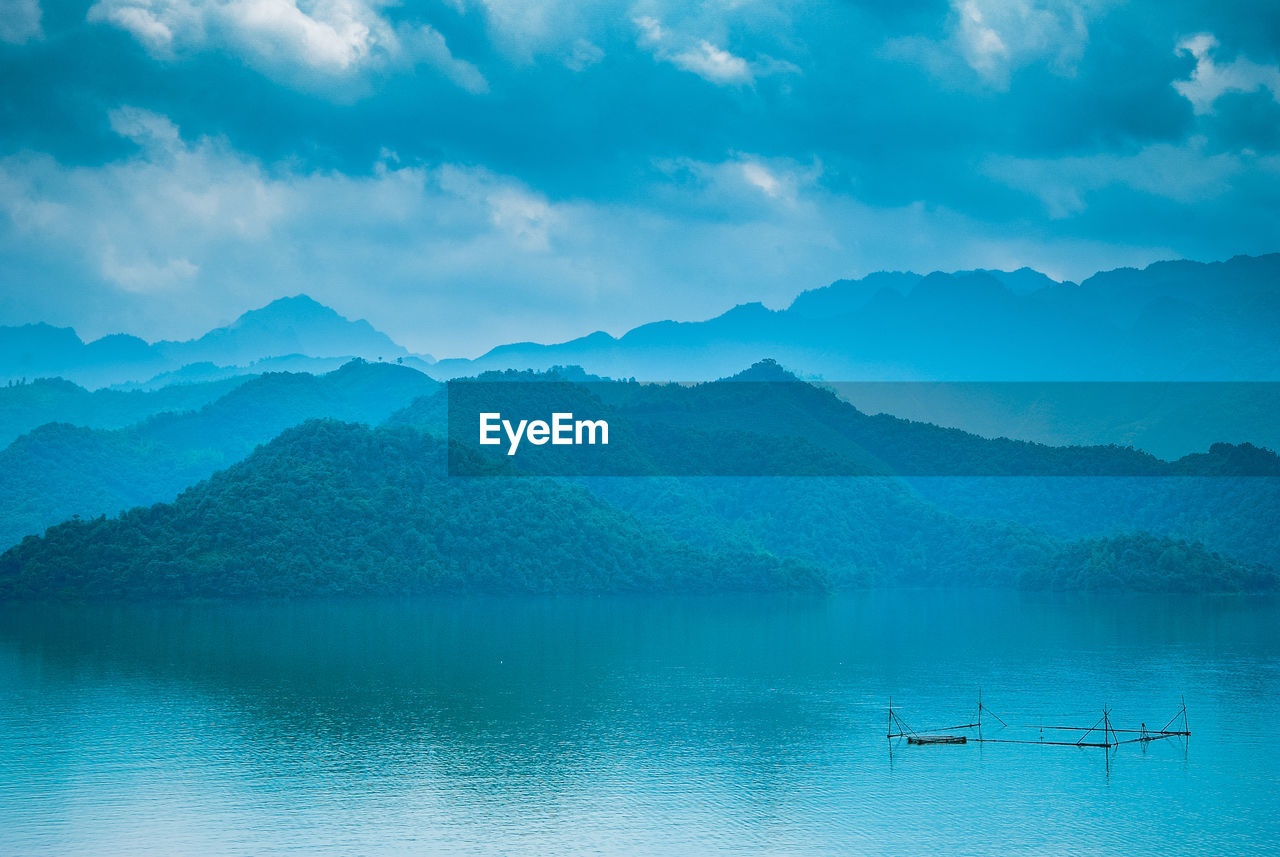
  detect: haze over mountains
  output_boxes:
[0,361,438,550]
[5,389,1274,598]
[434,253,1280,381]
[3,254,1278,390]
[0,354,1275,594]
[0,295,431,389]
[5,253,1275,460]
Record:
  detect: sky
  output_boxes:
[1,0,1278,358]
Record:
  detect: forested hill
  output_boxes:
[0,421,825,599]
[0,360,438,549]
[0,418,1271,599]
[432,361,1280,476]
[0,374,251,447]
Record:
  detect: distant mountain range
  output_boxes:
[2,253,1277,460]
[3,254,1278,390]
[432,253,1280,381]
[0,296,432,389]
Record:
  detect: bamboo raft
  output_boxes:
[887,692,1190,751]
[907,735,967,745]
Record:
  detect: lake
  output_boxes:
[1,591,1277,855]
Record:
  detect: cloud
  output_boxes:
[648,153,820,219]
[983,137,1264,217]
[634,14,663,45]
[109,105,183,150]
[0,108,287,299]
[1174,33,1280,115]
[436,165,558,251]
[672,40,753,85]
[741,161,782,198]
[633,14,792,87]
[101,248,199,293]
[402,24,490,94]
[2,108,1172,357]
[0,108,595,348]
[0,0,43,43]
[2,1,1279,356]
[565,38,604,72]
[953,0,1010,80]
[460,0,620,67]
[890,0,1101,89]
[88,0,374,69]
[86,0,487,93]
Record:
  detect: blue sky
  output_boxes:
[1,0,1278,357]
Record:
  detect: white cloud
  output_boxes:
[954,0,1009,80]
[0,0,44,43]
[983,138,1272,217]
[0,108,586,347]
[634,14,664,46]
[650,153,820,218]
[736,157,818,205]
[1174,33,1280,115]
[672,40,753,85]
[463,0,617,66]
[96,4,180,52]
[741,161,781,197]
[565,38,604,71]
[0,109,1209,357]
[436,166,558,251]
[101,248,199,293]
[402,24,489,94]
[632,14,793,87]
[86,0,487,93]
[0,107,289,296]
[959,0,1093,84]
[889,0,1101,89]
[109,105,183,149]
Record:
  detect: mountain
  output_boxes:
[7,358,1275,579]
[0,374,250,448]
[7,253,1277,389]
[415,362,1280,577]
[0,295,430,388]
[0,324,167,387]
[152,295,410,368]
[3,413,1270,599]
[0,420,826,598]
[906,476,1280,571]
[116,353,440,392]
[0,360,439,549]
[820,381,1280,460]
[960,267,1071,295]
[428,253,1280,381]
[438,361,1280,477]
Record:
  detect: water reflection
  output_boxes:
[1,592,1277,855]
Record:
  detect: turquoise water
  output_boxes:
[1,592,1277,855]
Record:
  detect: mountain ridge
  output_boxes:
[427,252,1280,381]
[0,360,439,549]
[0,295,433,388]
[3,409,1272,599]
[3,253,1278,388]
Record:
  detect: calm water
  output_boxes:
[1,592,1277,856]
